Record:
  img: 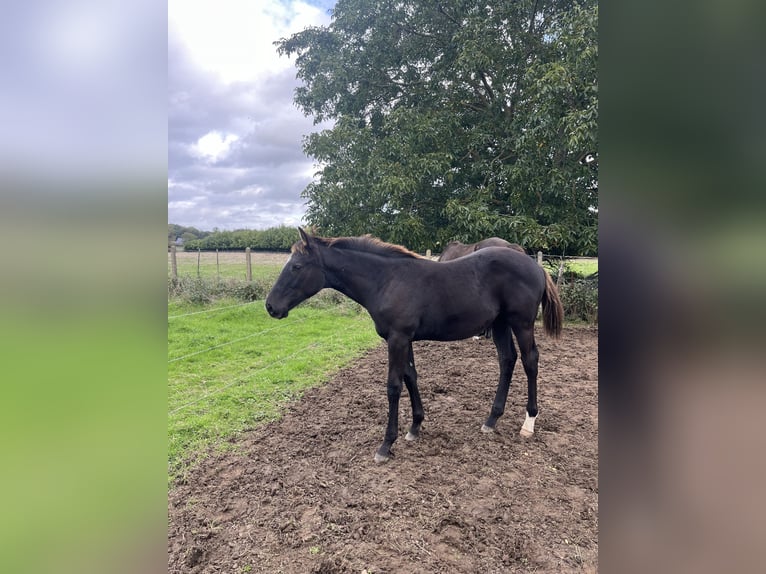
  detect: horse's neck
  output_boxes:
[320,248,393,308]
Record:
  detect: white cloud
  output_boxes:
[191,131,240,162]
[169,0,327,85]
[168,0,334,230]
[168,200,198,210]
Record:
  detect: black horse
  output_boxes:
[438,237,526,262]
[266,228,563,463]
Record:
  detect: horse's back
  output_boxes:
[476,237,526,254]
[438,241,471,262]
[406,249,542,339]
[440,237,525,262]
[430,248,543,301]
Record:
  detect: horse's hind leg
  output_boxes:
[512,323,539,437]
[481,322,517,433]
[403,343,424,441]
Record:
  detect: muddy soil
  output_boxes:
[168,326,598,573]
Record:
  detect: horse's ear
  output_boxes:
[298,227,311,249]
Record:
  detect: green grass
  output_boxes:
[563,258,598,277]
[542,257,598,280]
[168,297,380,483]
[168,250,284,281]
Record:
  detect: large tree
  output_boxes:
[278,0,597,254]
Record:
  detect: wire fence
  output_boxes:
[168,318,376,417]
[169,341,321,416]
[167,318,307,364]
[168,300,259,319]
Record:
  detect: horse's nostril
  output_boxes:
[265,302,273,314]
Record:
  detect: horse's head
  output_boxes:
[265,228,326,319]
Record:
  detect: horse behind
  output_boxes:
[438,237,526,262]
[265,228,564,463]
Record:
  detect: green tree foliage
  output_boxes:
[168,224,210,247]
[182,225,299,251]
[277,0,597,254]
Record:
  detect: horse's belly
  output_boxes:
[414,310,492,342]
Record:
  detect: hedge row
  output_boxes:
[183,225,299,251]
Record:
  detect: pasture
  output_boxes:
[168,298,380,483]
[168,250,598,572]
[169,249,285,281]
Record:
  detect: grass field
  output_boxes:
[168,296,380,483]
[564,258,598,276]
[168,249,286,281]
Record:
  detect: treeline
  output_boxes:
[168,224,211,246]
[180,225,299,251]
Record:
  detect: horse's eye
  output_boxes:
[292,263,302,271]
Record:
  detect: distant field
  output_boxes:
[168,250,288,280]
[564,258,598,277]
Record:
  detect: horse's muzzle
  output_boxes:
[265,301,287,319]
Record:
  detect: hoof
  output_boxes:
[520,413,537,437]
[405,431,418,442]
[374,452,391,464]
[481,424,495,433]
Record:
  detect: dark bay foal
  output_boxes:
[266,228,563,463]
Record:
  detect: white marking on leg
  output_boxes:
[374,452,390,464]
[481,423,495,433]
[472,335,480,341]
[520,413,536,437]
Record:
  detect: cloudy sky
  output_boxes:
[168,0,336,231]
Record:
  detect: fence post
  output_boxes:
[197,249,201,278]
[170,245,178,280]
[426,249,431,258]
[246,247,252,281]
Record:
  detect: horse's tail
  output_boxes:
[541,270,564,339]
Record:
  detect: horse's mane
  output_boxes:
[293,234,424,259]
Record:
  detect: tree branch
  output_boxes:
[437,3,461,27]
[528,0,541,35]
[395,21,438,41]
[478,71,495,101]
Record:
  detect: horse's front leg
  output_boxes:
[374,337,409,463]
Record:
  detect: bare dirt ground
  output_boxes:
[168,326,598,573]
